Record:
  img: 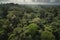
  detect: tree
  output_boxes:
[8,27,22,40]
[41,30,55,40]
[26,23,39,35]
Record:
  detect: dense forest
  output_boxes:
[0,3,60,40]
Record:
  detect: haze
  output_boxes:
[0,0,60,5]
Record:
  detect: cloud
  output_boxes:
[0,0,60,5]
[50,0,55,2]
[9,0,24,3]
[0,0,9,3]
[0,0,8,2]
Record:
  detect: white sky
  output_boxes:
[0,0,60,5]
[0,0,33,4]
[9,0,55,3]
[50,0,55,2]
[4,0,32,3]
[0,0,56,3]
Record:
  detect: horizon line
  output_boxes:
[0,2,60,5]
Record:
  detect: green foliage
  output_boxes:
[41,30,55,40]
[8,34,16,40]
[26,23,38,35]
[0,3,60,40]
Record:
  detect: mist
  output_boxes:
[0,0,60,5]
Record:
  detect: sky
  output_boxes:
[0,0,60,5]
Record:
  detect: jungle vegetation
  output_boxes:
[0,3,60,40]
